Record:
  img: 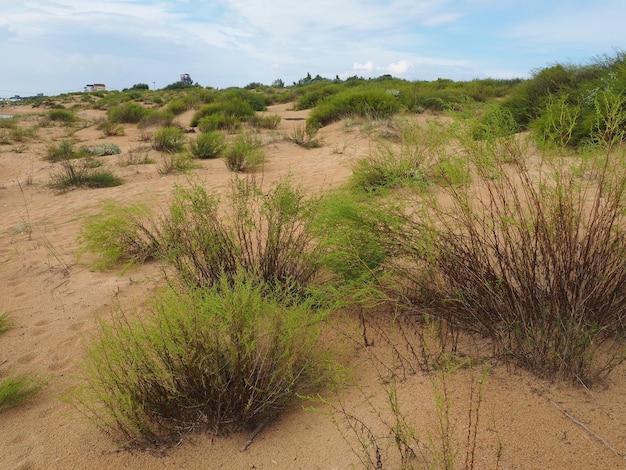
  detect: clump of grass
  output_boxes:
[0,373,45,412]
[46,139,78,162]
[74,270,329,445]
[97,120,125,137]
[49,159,123,191]
[222,133,265,172]
[0,312,12,334]
[47,108,77,124]
[118,147,154,166]
[157,152,195,175]
[189,131,225,159]
[288,125,322,149]
[249,113,281,129]
[80,142,121,156]
[151,126,185,153]
[107,102,148,124]
[79,201,161,270]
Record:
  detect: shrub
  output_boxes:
[46,139,78,162]
[48,108,77,124]
[249,113,281,129]
[49,159,123,190]
[151,126,185,153]
[411,145,626,384]
[189,131,225,159]
[138,109,175,129]
[197,113,241,132]
[190,99,255,127]
[107,102,148,124]
[75,271,328,445]
[288,125,322,149]
[79,201,161,270]
[307,89,401,129]
[80,142,122,156]
[166,98,188,116]
[97,120,125,137]
[222,133,265,172]
[0,374,44,412]
[162,177,322,290]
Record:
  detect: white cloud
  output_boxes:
[388,60,412,75]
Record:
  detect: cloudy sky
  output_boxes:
[1,0,624,96]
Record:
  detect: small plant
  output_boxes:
[222,133,265,172]
[0,312,12,334]
[157,152,195,174]
[118,147,154,166]
[79,201,161,270]
[151,126,185,153]
[46,139,78,162]
[0,373,45,412]
[249,113,282,129]
[97,120,125,137]
[189,131,225,159]
[288,125,322,149]
[49,158,123,190]
[107,102,148,124]
[74,271,329,445]
[47,108,77,124]
[80,142,121,156]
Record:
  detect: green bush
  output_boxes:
[197,113,241,132]
[80,142,122,156]
[138,109,175,128]
[307,89,401,129]
[249,114,282,129]
[107,102,148,124]
[79,201,161,270]
[189,131,225,159]
[222,133,265,172]
[76,271,329,444]
[190,98,255,127]
[49,159,123,190]
[46,139,80,161]
[0,374,44,412]
[162,177,322,290]
[410,143,626,384]
[151,126,185,153]
[48,108,77,123]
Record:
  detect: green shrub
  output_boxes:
[97,120,125,137]
[107,102,148,124]
[0,374,44,412]
[80,142,122,156]
[48,108,77,123]
[79,201,161,270]
[249,113,281,129]
[151,126,185,153]
[166,98,188,116]
[410,145,626,384]
[0,312,11,334]
[307,89,401,129]
[138,109,175,128]
[76,271,328,444]
[190,99,255,127]
[162,177,322,290]
[49,159,123,190]
[46,139,79,162]
[189,131,225,159]
[222,133,265,172]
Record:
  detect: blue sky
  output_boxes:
[1,0,624,97]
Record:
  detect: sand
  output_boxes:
[0,101,625,469]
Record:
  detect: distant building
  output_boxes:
[84,83,106,92]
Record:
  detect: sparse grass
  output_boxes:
[46,139,78,162]
[0,312,12,334]
[97,120,125,137]
[249,113,281,130]
[288,125,322,149]
[118,147,154,166]
[47,108,77,124]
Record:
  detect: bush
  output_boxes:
[47,108,77,124]
[248,114,281,129]
[80,142,122,156]
[46,139,78,162]
[307,89,401,129]
[49,159,123,190]
[162,177,322,291]
[222,133,265,172]
[0,374,44,412]
[75,271,328,444]
[151,126,185,153]
[79,201,161,270]
[107,102,148,124]
[189,131,225,159]
[411,144,626,384]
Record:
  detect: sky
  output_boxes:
[1,0,624,97]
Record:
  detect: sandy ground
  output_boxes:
[0,102,625,469]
